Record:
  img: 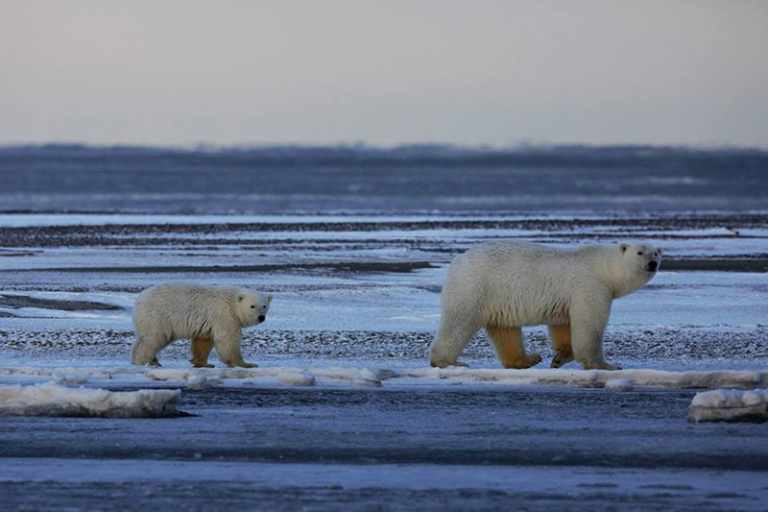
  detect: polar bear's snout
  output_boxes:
[258,314,266,323]
[645,248,662,272]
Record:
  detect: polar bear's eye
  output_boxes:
[637,251,643,255]
[250,305,256,309]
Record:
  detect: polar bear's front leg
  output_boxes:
[190,336,215,368]
[131,335,163,367]
[486,326,541,369]
[569,295,618,370]
[212,329,258,368]
[547,324,574,368]
[430,315,479,368]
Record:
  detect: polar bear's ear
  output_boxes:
[237,294,244,302]
[619,243,628,253]
[265,295,273,305]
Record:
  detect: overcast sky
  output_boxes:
[1,1,766,147]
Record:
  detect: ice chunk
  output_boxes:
[184,375,223,390]
[399,368,768,389]
[688,389,768,423]
[604,379,634,391]
[277,371,316,386]
[0,382,182,418]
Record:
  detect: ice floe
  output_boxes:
[1,366,766,390]
[0,383,181,418]
[397,367,768,389]
[688,389,768,423]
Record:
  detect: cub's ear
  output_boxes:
[238,294,244,302]
[266,294,273,305]
[619,243,628,253]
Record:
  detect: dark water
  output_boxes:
[2,386,767,511]
[1,145,766,213]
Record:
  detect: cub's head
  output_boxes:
[614,242,662,296]
[236,290,273,327]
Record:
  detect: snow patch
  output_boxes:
[0,383,182,418]
[1,366,766,390]
[688,389,768,423]
[398,367,768,389]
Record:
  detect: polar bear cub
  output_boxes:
[131,283,272,368]
[429,241,661,370]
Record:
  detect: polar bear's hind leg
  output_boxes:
[548,324,574,368]
[486,326,542,369]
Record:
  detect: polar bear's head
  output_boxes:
[235,290,273,327]
[612,242,662,297]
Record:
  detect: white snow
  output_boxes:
[0,382,181,417]
[688,389,768,423]
[691,389,768,408]
[1,366,766,391]
[397,367,768,389]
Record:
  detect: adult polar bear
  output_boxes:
[132,284,272,368]
[429,241,661,370]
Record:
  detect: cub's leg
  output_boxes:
[213,329,258,368]
[486,326,542,369]
[548,324,574,368]
[190,336,215,368]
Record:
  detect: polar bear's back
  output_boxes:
[444,241,603,326]
[133,284,239,340]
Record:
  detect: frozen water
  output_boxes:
[689,389,768,422]
[1,365,765,392]
[0,382,181,417]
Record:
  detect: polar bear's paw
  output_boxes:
[502,352,542,369]
[550,351,574,369]
[582,360,622,371]
[430,359,469,369]
[230,361,258,368]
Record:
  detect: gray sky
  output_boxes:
[1,1,766,147]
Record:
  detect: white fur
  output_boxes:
[131,283,272,367]
[430,241,661,370]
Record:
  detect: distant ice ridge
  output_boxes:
[1,366,766,390]
[688,389,768,423]
[0,383,181,418]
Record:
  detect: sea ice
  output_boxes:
[0,382,182,418]
[1,366,766,391]
[688,388,768,423]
